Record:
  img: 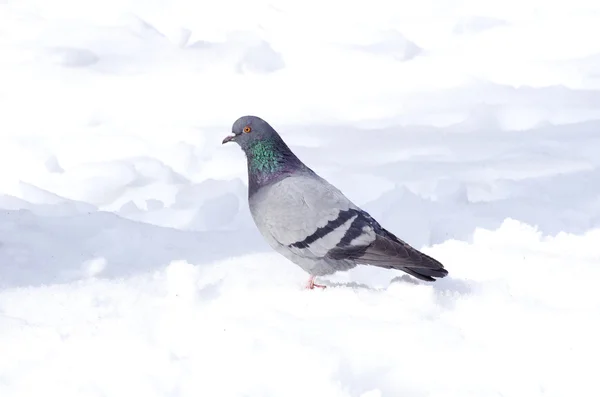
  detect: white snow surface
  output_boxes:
[1,1,600,396]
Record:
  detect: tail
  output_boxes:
[323,212,449,282]
[399,252,449,282]
[370,249,448,281]
[350,227,449,282]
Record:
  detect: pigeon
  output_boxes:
[222,115,448,289]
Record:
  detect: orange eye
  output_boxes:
[243,126,251,133]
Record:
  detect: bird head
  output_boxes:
[222,115,280,150]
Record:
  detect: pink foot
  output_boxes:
[306,275,327,289]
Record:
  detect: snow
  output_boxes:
[1,1,600,396]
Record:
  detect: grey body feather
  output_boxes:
[223,115,448,281]
[249,174,360,275]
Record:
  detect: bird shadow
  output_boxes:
[431,276,474,295]
[390,274,475,309]
[432,277,476,309]
[318,274,474,297]
[318,280,380,291]
[390,274,473,294]
[389,274,421,286]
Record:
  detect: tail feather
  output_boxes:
[400,265,449,282]
[361,229,449,281]
[323,216,449,282]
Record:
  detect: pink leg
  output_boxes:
[306,275,327,289]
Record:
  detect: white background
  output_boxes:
[1,1,599,396]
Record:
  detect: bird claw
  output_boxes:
[306,275,327,290]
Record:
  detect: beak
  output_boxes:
[222,134,237,144]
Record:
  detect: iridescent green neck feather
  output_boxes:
[244,138,308,196]
[248,140,284,174]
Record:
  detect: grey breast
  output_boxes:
[248,175,366,274]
